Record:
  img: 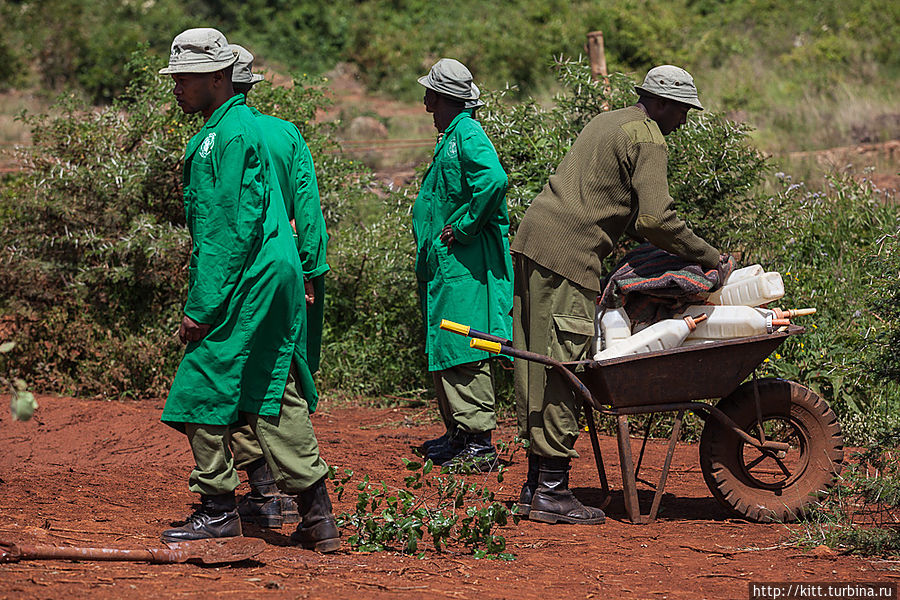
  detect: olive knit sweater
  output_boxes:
[510,105,720,293]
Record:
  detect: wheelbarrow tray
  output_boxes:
[565,325,803,410]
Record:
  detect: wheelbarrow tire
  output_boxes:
[699,378,843,522]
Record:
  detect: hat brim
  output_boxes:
[160,54,239,75]
[418,75,482,105]
[233,73,265,85]
[634,85,704,111]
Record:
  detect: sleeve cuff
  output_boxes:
[452,223,476,245]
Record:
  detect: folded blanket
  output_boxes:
[598,244,734,325]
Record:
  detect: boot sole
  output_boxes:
[303,537,341,553]
[512,503,531,518]
[241,514,284,528]
[528,510,605,525]
[240,512,301,528]
[160,532,242,544]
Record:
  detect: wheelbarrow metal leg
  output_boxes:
[635,414,655,484]
[648,410,683,523]
[582,399,611,509]
[616,414,645,524]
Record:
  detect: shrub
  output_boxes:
[736,174,899,423]
[0,46,361,398]
[332,453,518,559]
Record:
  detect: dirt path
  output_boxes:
[0,396,895,599]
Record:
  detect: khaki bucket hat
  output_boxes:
[159,28,238,75]
[418,58,484,109]
[230,45,265,85]
[635,65,704,111]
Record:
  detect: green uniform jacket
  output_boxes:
[162,94,316,428]
[249,106,329,374]
[412,111,513,371]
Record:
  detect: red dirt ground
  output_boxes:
[1,395,897,600]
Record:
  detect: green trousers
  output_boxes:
[187,361,328,496]
[513,254,596,459]
[433,359,497,435]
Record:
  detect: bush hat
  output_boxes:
[159,28,238,75]
[418,58,485,109]
[635,65,704,111]
[230,44,265,85]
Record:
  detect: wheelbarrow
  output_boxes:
[440,320,844,524]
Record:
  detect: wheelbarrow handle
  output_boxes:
[440,319,511,346]
[469,338,503,353]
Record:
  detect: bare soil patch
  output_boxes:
[1,395,896,599]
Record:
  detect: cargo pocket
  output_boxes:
[548,314,594,362]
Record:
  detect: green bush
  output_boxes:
[733,174,899,422]
[0,46,364,398]
[318,192,427,397]
[332,454,518,559]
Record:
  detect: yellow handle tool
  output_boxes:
[440,319,471,336]
[470,338,502,354]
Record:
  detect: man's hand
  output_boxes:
[304,280,316,305]
[178,315,210,344]
[440,224,456,247]
[715,254,733,286]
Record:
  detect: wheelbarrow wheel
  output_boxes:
[699,378,843,522]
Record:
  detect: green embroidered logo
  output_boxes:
[198,132,216,158]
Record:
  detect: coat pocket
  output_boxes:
[435,239,487,281]
[548,314,594,362]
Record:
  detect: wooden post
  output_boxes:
[586,31,607,81]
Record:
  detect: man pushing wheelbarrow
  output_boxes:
[509,65,730,525]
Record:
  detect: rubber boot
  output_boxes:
[446,431,499,472]
[424,429,466,465]
[290,476,340,553]
[161,492,242,543]
[237,458,300,528]
[514,453,540,517]
[529,457,605,525]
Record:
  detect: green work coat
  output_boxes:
[412,110,513,371]
[249,106,329,374]
[162,94,317,429]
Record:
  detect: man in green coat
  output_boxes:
[413,59,513,471]
[224,44,331,530]
[511,65,726,525]
[157,28,338,553]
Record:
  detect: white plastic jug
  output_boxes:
[596,306,632,351]
[593,314,706,360]
[675,305,789,340]
[707,271,785,307]
[725,264,764,284]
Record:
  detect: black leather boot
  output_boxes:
[446,431,499,472]
[421,426,456,454]
[529,457,605,525]
[424,429,466,465]
[237,458,300,528]
[514,453,541,516]
[290,476,340,553]
[161,492,242,543]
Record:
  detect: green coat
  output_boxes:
[412,111,513,371]
[249,106,329,374]
[162,94,316,428]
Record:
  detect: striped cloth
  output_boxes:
[598,244,734,325]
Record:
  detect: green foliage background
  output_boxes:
[3,46,898,432]
[2,0,897,151]
[0,0,898,429]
